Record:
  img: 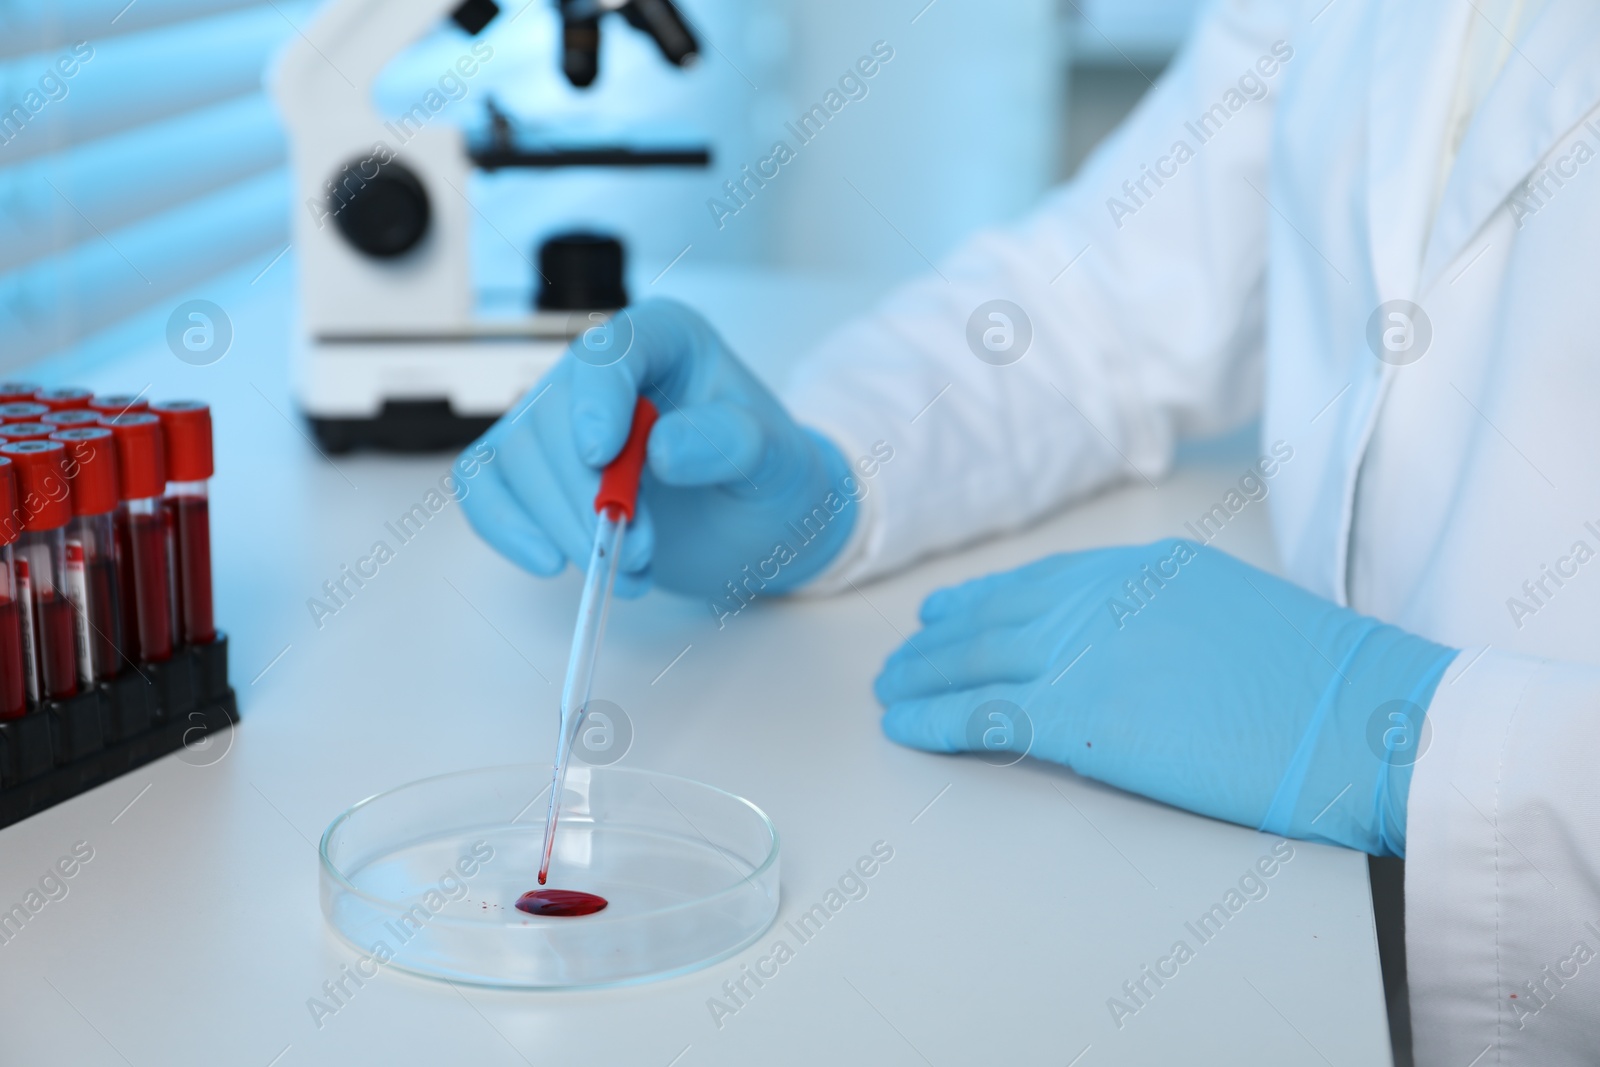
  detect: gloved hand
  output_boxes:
[874,540,1459,856]
[459,299,858,600]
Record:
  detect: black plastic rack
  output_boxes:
[0,633,237,829]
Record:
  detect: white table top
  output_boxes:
[0,266,1391,1066]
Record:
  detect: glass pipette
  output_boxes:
[538,396,658,885]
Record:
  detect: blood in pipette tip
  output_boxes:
[515,889,608,917]
[537,811,557,885]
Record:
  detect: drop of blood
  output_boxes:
[515,889,609,917]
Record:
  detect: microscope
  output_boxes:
[270,0,708,452]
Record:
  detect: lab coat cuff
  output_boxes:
[1404,646,1544,1066]
[786,420,883,596]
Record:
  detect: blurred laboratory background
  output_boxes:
[0,0,1204,371]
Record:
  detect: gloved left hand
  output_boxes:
[874,540,1459,857]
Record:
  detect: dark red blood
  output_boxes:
[114,512,140,662]
[36,594,78,700]
[165,495,213,646]
[122,510,173,662]
[0,597,25,719]
[515,889,608,917]
[85,556,122,680]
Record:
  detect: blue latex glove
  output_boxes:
[874,540,1459,857]
[459,299,858,600]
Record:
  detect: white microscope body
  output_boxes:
[269,0,701,451]
[270,0,570,450]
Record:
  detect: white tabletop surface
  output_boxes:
[0,265,1392,1066]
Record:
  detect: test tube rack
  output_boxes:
[0,634,237,829]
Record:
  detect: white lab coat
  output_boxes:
[784,0,1600,1062]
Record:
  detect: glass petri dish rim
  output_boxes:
[318,763,781,930]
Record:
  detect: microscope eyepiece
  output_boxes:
[557,0,699,88]
[561,11,602,88]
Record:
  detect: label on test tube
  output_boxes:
[14,559,37,705]
[63,540,93,686]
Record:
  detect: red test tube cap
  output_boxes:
[42,410,102,428]
[106,413,166,500]
[0,383,40,403]
[36,387,94,411]
[0,402,49,424]
[0,458,16,547]
[0,441,72,531]
[51,428,118,517]
[0,423,59,443]
[151,401,213,482]
[89,394,147,417]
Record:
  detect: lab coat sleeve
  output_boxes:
[785,0,1301,588]
[1407,648,1600,1067]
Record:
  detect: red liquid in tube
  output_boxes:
[0,593,25,719]
[106,414,174,663]
[53,426,127,681]
[0,457,24,718]
[35,594,77,700]
[165,495,213,646]
[1,441,80,701]
[113,512,142,662]
[124,509,173,662]
[83,557,122,679]
[152,402,215,647]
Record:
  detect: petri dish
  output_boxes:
[319,764,780,989]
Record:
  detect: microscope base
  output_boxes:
[310,401,498,453]
[297,334,570,453]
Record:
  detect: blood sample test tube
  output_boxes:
[88,395,147,418]
[151,402,214,647]
[1,441,80,702]
[43,410,103,430]
[36,387,94,412]
[0,423,60,443]
[0,384,40,403]
[52,428,124,684]
[106,413,173,663]
[0,459,28,719]
[0,402,49,423]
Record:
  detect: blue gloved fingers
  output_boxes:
[609,557,655,599]
[916,552,1094,626]
[511,431,655,592]
[569,351,641,467]
[457,451,567,577]
[615,499,656,575]
[915,570,1076,632]
[648,402,767,487]
[490,411,610,580]
[881,682,1033,755]
[874,625,1046,705]
[568,300,722,466]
